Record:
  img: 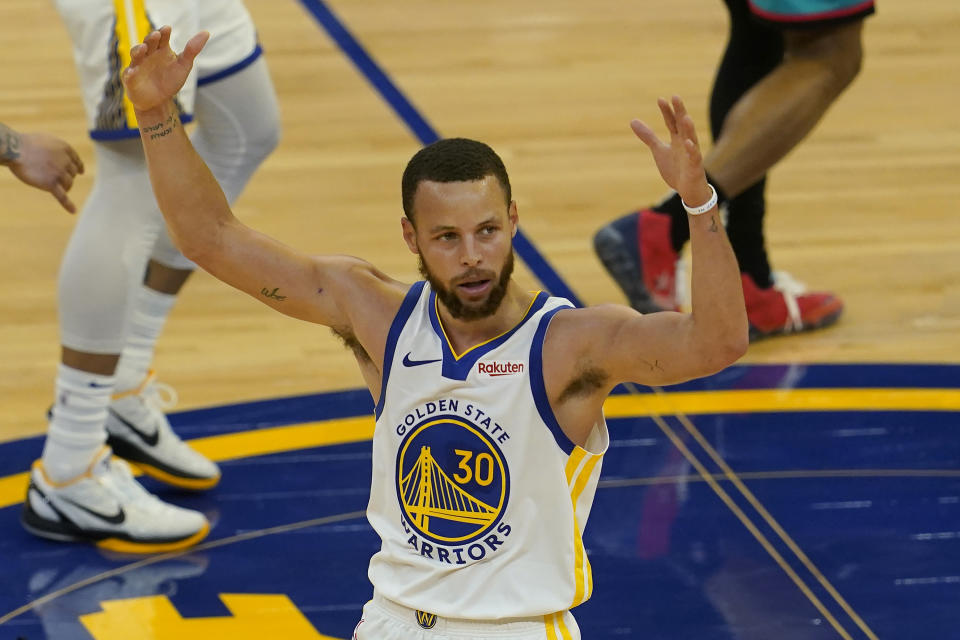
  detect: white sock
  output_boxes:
[41,364,115,482]
[114,286,177,392]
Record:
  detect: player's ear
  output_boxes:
[508,201,518,238]
[401,216,419,254]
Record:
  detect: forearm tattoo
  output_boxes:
[0,123,21,163]
[641,358,665,373]
[709,214,719,233]
[261,287,287,302]
[140,115,179,141]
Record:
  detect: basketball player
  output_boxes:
[1,122,84,213]
[121,27,748,638]
[595,0,872,339]
[21,1,280,553]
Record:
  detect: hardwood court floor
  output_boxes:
[1,0,959,443]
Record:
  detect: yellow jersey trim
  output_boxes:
[433,290,543,360]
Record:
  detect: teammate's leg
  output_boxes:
[25,0,209,551]
[26,140,209,551]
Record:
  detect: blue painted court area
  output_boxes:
[1,363,958,639]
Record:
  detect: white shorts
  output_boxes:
[353,594,582,640]
[54,0,260,140]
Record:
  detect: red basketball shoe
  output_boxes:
[594,209,680,313]
[742,271,844,341]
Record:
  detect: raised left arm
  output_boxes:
[584,97,748,387]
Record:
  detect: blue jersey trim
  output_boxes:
[428,290,550,381]
[375,281,426,420]
[529,305,576,455]
[89,113,194,141]
[197,45,264,86]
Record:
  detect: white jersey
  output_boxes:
[367,282,609,620]
[55,0,259,140]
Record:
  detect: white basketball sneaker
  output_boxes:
[21,447,210,553]
[107,371,220,490]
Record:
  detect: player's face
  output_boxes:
[403,176,518,321]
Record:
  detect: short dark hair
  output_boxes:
[401,138,512,223]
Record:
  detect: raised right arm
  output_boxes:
[123,27,379,327]
[136,98,346,323]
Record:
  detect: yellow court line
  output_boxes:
[4,386,959,510]
[670,406,880,640]
[185,416,374,462]
[647,412,855,640]
[599,468,960,487]
[604,388,960,416]
[637,383,881,639]
[3,386,959,509]
[0,417,374,510]
[0,473,30,511]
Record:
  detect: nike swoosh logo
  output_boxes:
[402,352,441,367]
[61,495,126,525]
[109,409,160,447]
[88,381,112,389]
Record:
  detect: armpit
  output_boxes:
[330,326,372,365]
[558,365,609,403]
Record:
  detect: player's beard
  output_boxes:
[419,250,514,321]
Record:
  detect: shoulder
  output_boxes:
[318,257,426,372]
[314,254,416,324]
[540,303,667,381]
[537,303,636,377]
[314,255,408,297]
[542,303,642,341]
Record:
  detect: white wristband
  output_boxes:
[681,184,718,216]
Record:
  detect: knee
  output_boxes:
[251,107,282,160]
[829,32,864,89]
[199,92,282,166]
[786,21,864,91]
[243,105,281,165]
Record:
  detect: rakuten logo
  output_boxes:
[477,361,525,377]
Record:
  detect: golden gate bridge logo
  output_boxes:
[401,445,498,528]
[396,417,508,544]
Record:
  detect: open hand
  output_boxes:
[121,26,209,113]
[8,132,85,213]
[631,96,711,206]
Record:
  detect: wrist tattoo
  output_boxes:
[0,124,21,163]
[140,115,179,140]
[261,287,287,302]
[709,215,719,233]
